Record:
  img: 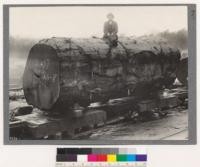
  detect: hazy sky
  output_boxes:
[10,6,187,39]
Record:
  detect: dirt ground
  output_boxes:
[88,109,188,140]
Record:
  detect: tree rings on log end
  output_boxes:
[23,44,60,110]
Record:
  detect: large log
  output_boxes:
[23,37,180,112]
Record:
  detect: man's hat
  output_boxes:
[107,13,114,19]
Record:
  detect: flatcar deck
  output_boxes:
[9,86,188,140]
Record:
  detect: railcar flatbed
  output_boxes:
[9,87,187,140]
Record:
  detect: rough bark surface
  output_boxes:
[176,51,188,85]
[23,37,180,111]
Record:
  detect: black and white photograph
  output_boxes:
[5,5,193,144]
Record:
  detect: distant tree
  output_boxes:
[9,37,37,58]
[159,29,188,50]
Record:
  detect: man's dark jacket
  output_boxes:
[103,20,118,35]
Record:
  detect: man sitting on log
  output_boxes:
[103,13,118,47]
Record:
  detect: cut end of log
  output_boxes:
[23,44,60,110]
